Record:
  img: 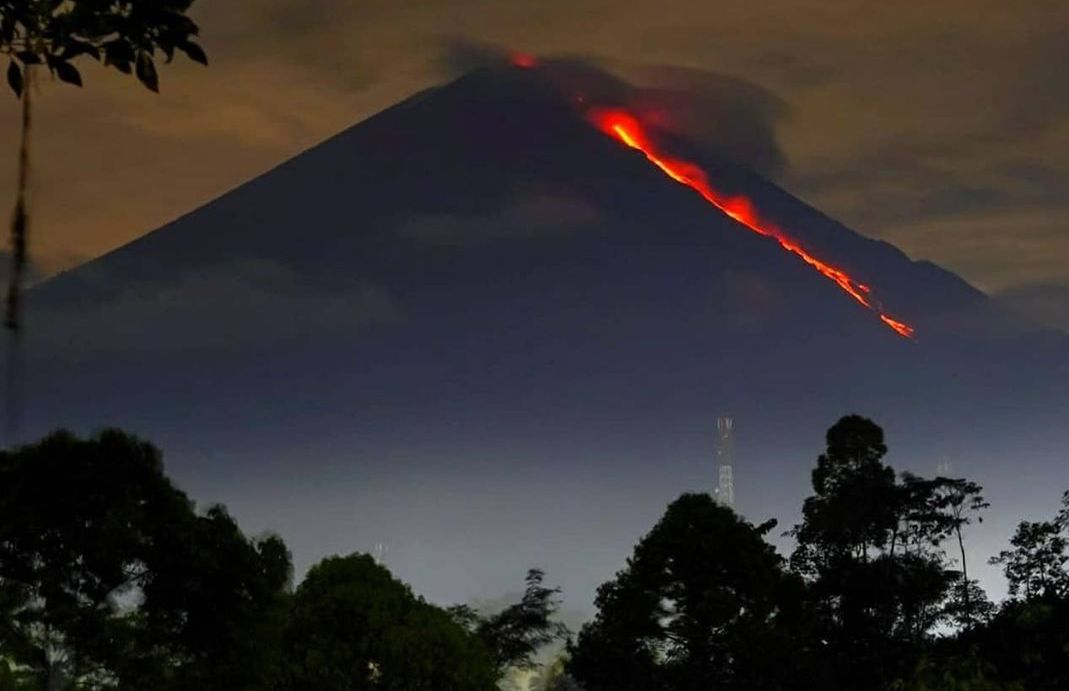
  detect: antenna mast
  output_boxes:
[716,416,735,508]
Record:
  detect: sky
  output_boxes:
[1,0,1067,317]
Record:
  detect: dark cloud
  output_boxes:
[619,63,789,177]
[439,38,518,74]
[32,260,400,355]
[995,28,1069,135]
[398,192,602,244]
[996,283,1069,334]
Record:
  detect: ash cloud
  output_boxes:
[440,40,790,177]
[617,63,789,177]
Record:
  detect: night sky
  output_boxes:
[3,0,1069,617]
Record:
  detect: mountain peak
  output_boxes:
[22,62,1069,430]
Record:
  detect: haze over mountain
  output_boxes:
[13,61,1069,609]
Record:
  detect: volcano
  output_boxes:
[13,63,1069,608]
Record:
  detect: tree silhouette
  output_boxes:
[991,491,1069,601]
[6,422,1069,690]
[569,493,805,691]
[1,0,207,332]
[928,477,989,627]
[0,429,290,690]
[280,554,495,691]
[451,569,570,679]
[788,416,976,689]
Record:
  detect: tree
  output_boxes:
[959,595,1069,691]
[1,0,207,332]
[947,490,1069,691]
[788,416,975,689]
[128,506,292,691]
[0,659,33,691]
[451,569,570,680]
[0,429,190,688]
[990,491,1069,601]
[896,652,1024,691]
[0,429,291,690]
[940,579,995,631]
[568,493,805,691]
[928,478,988,627]
[280,554,496,691]
[790,415,898,575]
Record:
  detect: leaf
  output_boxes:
[181,41,208,66]
[103,41,135,74]
[135,52,159,93]
[6,61,21,98]
[15,51,42,65]
[53,60,82,87]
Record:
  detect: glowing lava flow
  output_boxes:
[590,109,916,340]
[510,52,537,69]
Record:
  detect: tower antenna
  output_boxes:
[716,416,735,508]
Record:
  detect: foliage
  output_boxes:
[790,415,897,573]
[893,652,1024,691]
[5,421,1069,691]
[941,579,996,630]
[130,506,292,691]
[451,569,570,679]
[990,491,1069,600]
[280,554,496,691]
[963,493,1069,691]
[928,477,989,627]
[1,0,206,97]
[568,493,806,691]
[787,415,985,689]
[0,659,34,691]
[0,429,290,690]
[969,597,1069,691]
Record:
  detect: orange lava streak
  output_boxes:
[880,315,916,339]
[591,108,915,339]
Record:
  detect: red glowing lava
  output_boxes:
[590,108,916,340]
[880,315,915,339]
[511,53,537,69]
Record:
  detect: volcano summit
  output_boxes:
[14,62,1069,607]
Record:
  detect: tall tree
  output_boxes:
[928,477,989,627]
[568,493,806,691]
[1,0,208,332]
[790,415,898,574]
[281,554,496,691]
[0,429,291,690]
[944,490,1069,691]
[788,416,974,689]
[128,506,292,691]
